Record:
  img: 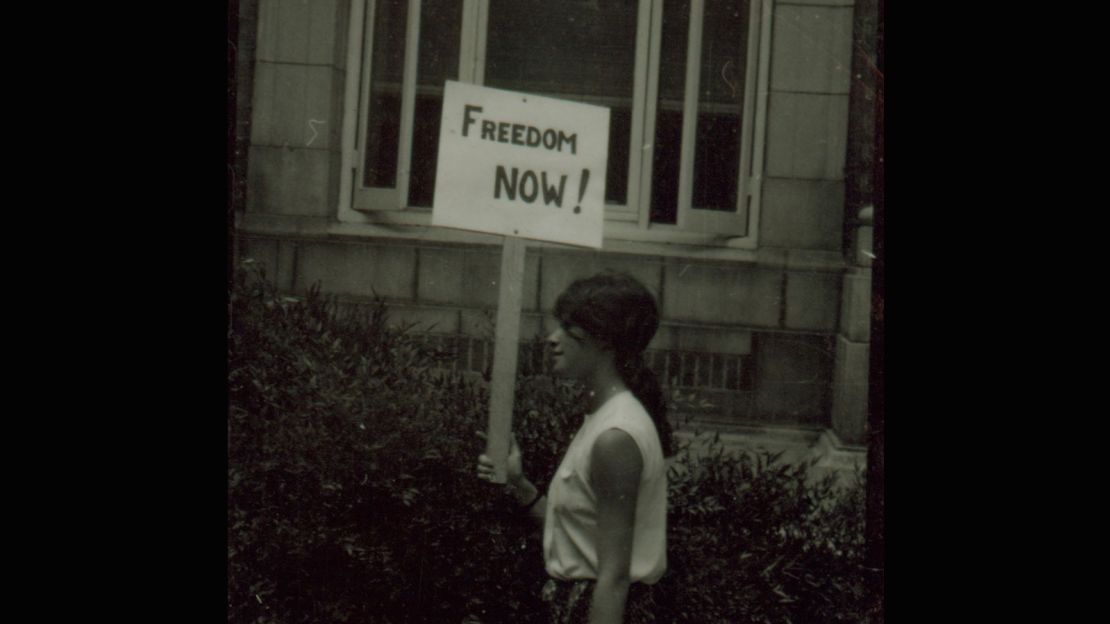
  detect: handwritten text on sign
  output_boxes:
[432,81,609,249]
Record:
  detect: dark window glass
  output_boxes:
[692,0,749,211]
[606,107,632,206]
[407,0,462,207]
[363,0,407,188]
[649,0,690,224]
[484,0,637,205]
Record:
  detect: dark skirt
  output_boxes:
[541,578,661,624]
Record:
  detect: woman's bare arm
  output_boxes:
[589,429,642,624]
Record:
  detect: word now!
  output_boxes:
[494,166,567,206]
[462,105,577,154]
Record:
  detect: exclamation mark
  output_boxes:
[573,169,589,214]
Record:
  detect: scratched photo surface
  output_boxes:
[229,0,883,622]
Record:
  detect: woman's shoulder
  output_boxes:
[605,391,654,430]
[596,393,662,461]
[611,390,649,415]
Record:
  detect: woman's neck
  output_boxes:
[584,364,627,414]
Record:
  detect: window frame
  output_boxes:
[338,0,773,250]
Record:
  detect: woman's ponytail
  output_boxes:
[618,354,674,458]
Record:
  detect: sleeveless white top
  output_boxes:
[542,391,667,584]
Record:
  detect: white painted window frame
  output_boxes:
[338,0,773,250]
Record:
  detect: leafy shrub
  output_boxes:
[228,259,878,624]
[653,437,873,623]
[228,260,580,624]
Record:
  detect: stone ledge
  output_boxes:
[809,428,867,481]
[673,425,866,486]
[777,0,856,8]
[236,212,849,271]
[675,422,823,463]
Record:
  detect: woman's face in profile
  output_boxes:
[546,320,604,380]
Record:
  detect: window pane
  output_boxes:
[363,0,408,188]
[407,0,462,207]
[692,0,749,211]
[606,107,632,206]
[649,0,690,224]
[484,0,638,205]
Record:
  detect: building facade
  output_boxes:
[231,0,878,468]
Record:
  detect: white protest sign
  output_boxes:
[432,81,609,249]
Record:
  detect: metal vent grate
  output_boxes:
[413,333,752,391]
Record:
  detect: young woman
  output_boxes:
[477,272,673,624]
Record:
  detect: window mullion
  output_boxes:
[623,0,654,225]
[737,0,762,211]
[676,0,705,231]
[458,0,479,83]
[396,0,423,209]
[352,0,371,165]
[638,0,664,230]
[474,0,489,85]
[341,0,369,215]
[746,0,774,244]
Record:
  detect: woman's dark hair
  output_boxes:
[554,271,674,457]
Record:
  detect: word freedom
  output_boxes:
[462,105,577,154]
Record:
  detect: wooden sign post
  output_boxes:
[484,236,526,483]
[432,81,609,482]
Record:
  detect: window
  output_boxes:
[342,0,771,247]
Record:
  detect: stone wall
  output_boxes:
[236,0,872,440]
[239,233,839,428]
